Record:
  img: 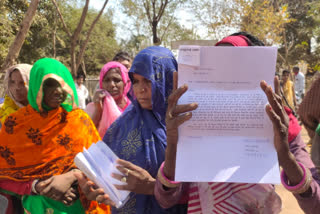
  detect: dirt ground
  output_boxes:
[276,126,311,214]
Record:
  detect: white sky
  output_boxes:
[90,0,208,42]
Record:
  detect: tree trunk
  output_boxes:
[75,0,109,73]
[152,21,160,45]
[0,0,40,75]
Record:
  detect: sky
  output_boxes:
[89,0,206,42]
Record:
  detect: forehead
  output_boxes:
[104,68,122,79]
[132,73,148,80]
[10,69,23,79]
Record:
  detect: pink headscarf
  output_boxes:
[215,35,249,47]
[86,61,131,138]
[99,61,131,97]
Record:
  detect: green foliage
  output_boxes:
[0,0,119,75]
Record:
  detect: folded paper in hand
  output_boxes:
[74,141,130,208]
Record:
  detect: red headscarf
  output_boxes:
[215,35,249,46]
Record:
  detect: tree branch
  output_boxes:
[156,0,169,21]
[143,0,152,26]
[0,0,40,74]
[72,0,89,42]
[51,0,72,37]
[75,0,109,72]
[152,0,156,21]
[160,14,174,41]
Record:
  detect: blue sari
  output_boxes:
[103,46,186,214]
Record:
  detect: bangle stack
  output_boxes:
[157,162,180,188]
[31,179,39,194]
[281,162,312,194]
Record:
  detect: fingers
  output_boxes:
[265,104,282,130]
[74,172,88,187]
[167,84,188,113]
[114,184,130,191]
[171,112,193,127]
[260,80,286,123]
[116,159,138,171]
[36,177,53,192]
[86,188,105,201]
[173,72,178,90]
[96,194,115,207]
[274,76,281,96]
[111,172,123,181]
[172,103,198,116]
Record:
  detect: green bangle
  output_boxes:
[316,124,320,136]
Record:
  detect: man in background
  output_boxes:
[75,74,89,109]
[112,51,132,70]
[293,66,305,104]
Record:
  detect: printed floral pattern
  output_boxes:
[26,128,43,145]
[4,116,17,134]
[0,146,16,165]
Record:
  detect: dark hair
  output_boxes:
[76,74,85,80]
[282,70,290,75]
[43,78,61,88]
[230,32,265,46]
[112,51,132,62]
[293,66,300,71]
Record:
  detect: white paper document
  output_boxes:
[175,46,280,184]
[74,141,130,208]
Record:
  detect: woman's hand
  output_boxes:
[93,90,107,104]
[61,186,79,206]
[112,159,155,195]
[260,77,290,156]
[261,77,306,188]
[75,172,115,206]
[166,73,198,145]
[35,171,77,201]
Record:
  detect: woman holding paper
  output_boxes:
[77,46,194,213]
[86,61,131,138]
[154,33,320,214]
[0,58,110,214]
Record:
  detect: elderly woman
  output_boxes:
[0,58,110,214]
[0,64,32,126]
[77,46,192,213]
[155,32,320,214]
[86,61,131,138]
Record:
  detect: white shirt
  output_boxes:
[295,72,305,94]
[76,84,89,109]
[294,72,305,102]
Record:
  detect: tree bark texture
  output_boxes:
[0,0,40,75]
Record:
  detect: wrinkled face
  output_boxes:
[76,77,83,85]
[43,78,67,109]
[132,73,152,110]
[102,68,125,100]
[282,73,289,82]
[119,59,131,70]
[8,70,28,104]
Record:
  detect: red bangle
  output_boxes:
[160,162,180,184]
[281,162,312,194]
[157,162,180,188]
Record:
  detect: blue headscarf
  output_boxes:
[103,46,180,214]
